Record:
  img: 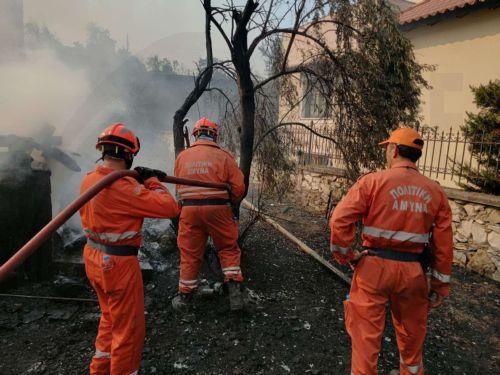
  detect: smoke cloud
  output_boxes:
[0,49,89,137]
[0,20,234,243]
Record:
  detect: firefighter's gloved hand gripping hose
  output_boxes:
[0,170,229,283]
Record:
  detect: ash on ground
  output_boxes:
[0,206,498,374]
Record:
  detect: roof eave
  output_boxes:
[398,0,499,32]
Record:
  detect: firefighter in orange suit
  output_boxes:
[173,117,246,311]
[329,128,453,375]
[80,123,179,375]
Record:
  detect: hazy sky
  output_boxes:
[23,0,271,72]
[24,0,205,51]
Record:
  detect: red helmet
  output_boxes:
[96,123,140,155]
[192,117,218,138]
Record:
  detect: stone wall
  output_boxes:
[290,167,346,214]
[291,167,500,282]
[450,201,500,281]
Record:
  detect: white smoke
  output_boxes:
[0,49,89,137]
[0,16,234,247]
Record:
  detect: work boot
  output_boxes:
[172,293,193,312]
[227,280,244,311]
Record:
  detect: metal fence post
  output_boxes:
[307,120,313,166]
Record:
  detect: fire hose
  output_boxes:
[0,170,229,283]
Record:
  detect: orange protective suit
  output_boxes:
[174,139,245,293]
[80,165,179,375]
[329,160,453,375]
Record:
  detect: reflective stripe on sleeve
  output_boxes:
[431,269,450,283]
[330,244,349,255]
[94,348,111,359]
[84,229,139,243]
[362,226,430,243]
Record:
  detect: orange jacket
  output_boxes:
[79,165,179,248]
[174,139,245,202]
[329,160,453,296]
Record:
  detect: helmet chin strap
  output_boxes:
[125,156,133,169]
[98,146,134,169]
[197,134,215,141]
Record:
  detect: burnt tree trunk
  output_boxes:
[235,67,255,194]
[173,114,188,157]
[232,0,258,195]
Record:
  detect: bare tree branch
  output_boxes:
[173,0,214,156]
[233,0,259,42]
[201,0,233,50]
[206,87,238,120]
[262,0,275,32]
[281,0,306,72]
[253,121,341,153]
[277,75,317,124]
[248,20,358,57]
[254,65,319,91]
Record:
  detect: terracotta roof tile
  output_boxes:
[399,0,486,25]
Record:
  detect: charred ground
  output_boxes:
[0,204,498,374]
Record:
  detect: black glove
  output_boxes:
[134,166,167,182]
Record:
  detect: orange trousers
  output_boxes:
[177,205,243,293]
[84,246,145,375]
[344,256,428,375]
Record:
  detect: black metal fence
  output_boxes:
[283,125,345,169]
[283,125,499,188]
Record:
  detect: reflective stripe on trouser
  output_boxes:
[177,205,243,294]
[179,278,198,291]
[330,243,350,255]
[84,245,145,375]
[344,256,428,375]
[221,266,242,279]
[400,356,423,375]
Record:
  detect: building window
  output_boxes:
[301,73,327,119]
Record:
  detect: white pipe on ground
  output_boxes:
[241,200,352,285]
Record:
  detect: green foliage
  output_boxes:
[86,23,116,52]
[330,0,430,180]
[270,0,430,183]
[472,80,500,109]
[145,55,183,75]
[459,80,500,194]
